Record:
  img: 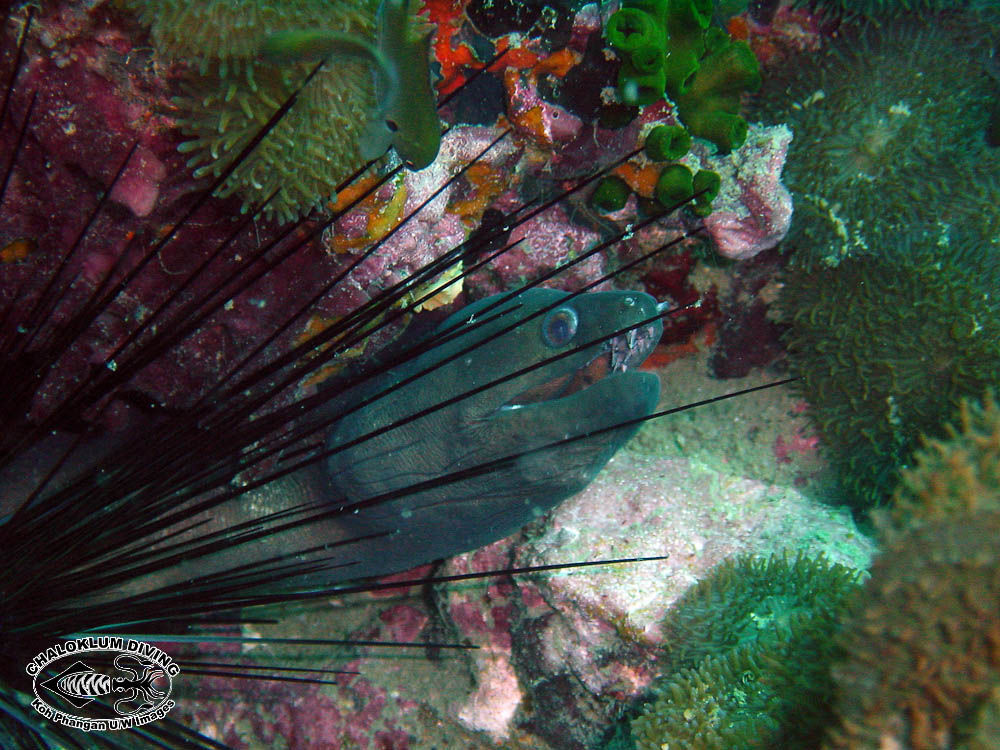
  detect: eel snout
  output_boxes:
[502,321,660,411]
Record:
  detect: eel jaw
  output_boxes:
[499,324,659,412]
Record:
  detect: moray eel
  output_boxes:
[323,287,663,578]
[261,0,441,169]
[15,288,662,593]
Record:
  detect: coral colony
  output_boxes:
[0,0,997,748]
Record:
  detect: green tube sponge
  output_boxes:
[662,0,712,97]
[644,124,691,161]
[676,40,761,152]
[607,2,670,106]
[605,7,664,59]
[654,163,693,208]
[691,168,720,215]
[605,0,761,153]
[618,64,668,107]
[590,176,633,213]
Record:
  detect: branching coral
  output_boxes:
[779,232,1000,511]
[605,0,760,153]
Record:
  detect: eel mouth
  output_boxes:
[501,324,660,411]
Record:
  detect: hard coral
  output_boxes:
[779,232,1000,511]
[124,0,382,224]
[752,12,999,266]
[825,512,1000,750]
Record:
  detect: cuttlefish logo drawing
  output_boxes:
[26,637,179,731]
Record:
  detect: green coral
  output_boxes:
[605,0,760,153]
[751,14,999,266]
[654,163,695,209]
[690,168,719,216]
[628,553,862,750]
[779,233,1000,512]
[126,0,384,223]
[653,163,719,215]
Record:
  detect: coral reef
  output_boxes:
[824,512,1000,750]
[449,453,872,745]
[605,0,761,152]
[879,391,1000,539]
[627,552,861,750]
[752,12,999,266]
[588,110,792,261]
[779,232,1000,511]
[790,0,979,20]
[0,3,827,749]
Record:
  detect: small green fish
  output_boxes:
[261,0,441,170]
[363,0,441,169]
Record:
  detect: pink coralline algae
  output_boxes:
[774,426,821,464]
[321,125,522,304]
[702,123,794,260]
[108,144,167,218]
[423,450,874,745]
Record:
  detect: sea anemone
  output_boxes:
[659,551,861,672]
[123,0,429,224]
[778,230,1000,511]
[628,552,862,750]
[789,0,980,20]
[752,11,999,266]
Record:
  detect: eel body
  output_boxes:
[325,287,663,577]
[9,288,663,594]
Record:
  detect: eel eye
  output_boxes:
[385,119,399,132]
[541,306,578,348]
